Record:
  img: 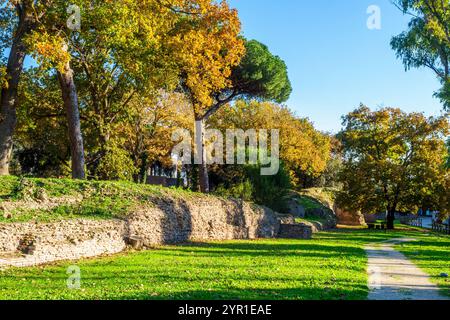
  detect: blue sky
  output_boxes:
[229,0,444,133]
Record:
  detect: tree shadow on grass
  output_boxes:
[163,242,365,260]
[113,285,369,301]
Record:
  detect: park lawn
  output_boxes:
[0,228,426,301]
[396,233,450,297]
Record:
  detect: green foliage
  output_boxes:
[337,105,449,215]
[209,99,331,190]
[314,137,344,189]
[94,142,137,181]
[14,68,70,177]
[231,39,292,103]
[0,175,19,198]
[315,157,344,189]
[244,163,291,212]
[213,162,291,212]
[434,80,450,111]
[0,1,13,57]
[292,189,337,223]
[295,196,322,210]
[391,0,450,111]
[297,188,337,208]
[215,180,253,202]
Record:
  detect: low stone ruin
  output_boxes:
[278,223,313,240]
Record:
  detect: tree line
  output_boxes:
[0,0,449,226]
[0,1,328,196]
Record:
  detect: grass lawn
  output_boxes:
[396,234,450,297]
[2,228,447,300]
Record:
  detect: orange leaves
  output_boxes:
[169,0,245,116]
[119,91,194,168]
[25,31,71,73]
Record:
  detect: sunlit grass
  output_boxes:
[2,228,445,300]
[396,234,450,297]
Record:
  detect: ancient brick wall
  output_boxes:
[0,198,280,267]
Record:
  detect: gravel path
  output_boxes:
[366,238,449,300]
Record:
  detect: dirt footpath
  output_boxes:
[366,238,449,300]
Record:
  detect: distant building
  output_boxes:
[146,176,178,188]
[145,162,187,188]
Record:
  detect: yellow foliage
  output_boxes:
[24,31,71,72]
[209,100,332,187]
[168,0,245,117]
[0,66,7,89]
[119,91,194,169]
[339,105,449,214]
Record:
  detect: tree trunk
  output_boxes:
[57,57,86,180]
[0,8,31,175]
[387,210,396,230]
[195,119,209,193]
[138,153,148,184]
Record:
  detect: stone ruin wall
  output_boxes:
[0,197,281,267]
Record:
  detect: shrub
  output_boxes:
[245,163,291,212]
[214,162,292,212]
[94,142,137,181]
[215,180,253,202]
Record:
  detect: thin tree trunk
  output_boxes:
[57,56,86,180]
[195,119,209,193]
[0,7,31,175]
[387,209,396,230]
[387,189,401,230]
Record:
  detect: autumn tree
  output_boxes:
[0,0,69,176]
[120,91,193,183]
[209,100,331,190]
[0,0,37,176]
[179,37,292,192]
[26,0,182,179]
[167,0,244,192]
[0,0,88,179]
[391,0,450,110]
[14,67,70,176]
[315,135,344,189]
[447,138,450,168]
[337,105,449,229]
[5,0,250,183]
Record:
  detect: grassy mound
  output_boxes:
[0,176,201,223]
[294,188,337,211]
[290,188,338,226]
